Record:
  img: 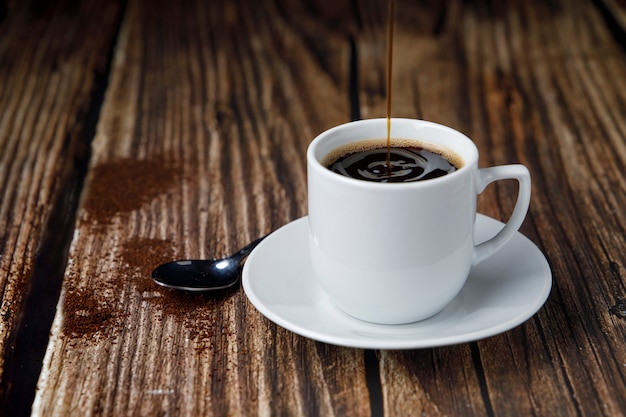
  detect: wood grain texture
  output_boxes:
[598,0,626,32]
[354,0,626,416]
[1,0,624,415]
[0,0,122,398]
[33,0,369,415]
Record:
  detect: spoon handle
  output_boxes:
[233,235,266,264]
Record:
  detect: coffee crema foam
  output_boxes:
[323,139,463,183]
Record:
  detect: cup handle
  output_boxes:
[473,165,531,265]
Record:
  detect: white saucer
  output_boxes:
[242,215,551,349]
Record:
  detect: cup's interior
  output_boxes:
[311,118,478,170]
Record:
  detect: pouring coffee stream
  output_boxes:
[151,236,266,291]
[385,0,395,176]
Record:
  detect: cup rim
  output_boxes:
[307,118,478,188]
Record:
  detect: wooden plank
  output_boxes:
[354,0,626,415]
[597,0,626,33]
[0,0,122,404]
[33,0,372,415]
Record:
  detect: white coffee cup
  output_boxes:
[307,118,531,324]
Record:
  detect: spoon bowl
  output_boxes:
[152,237,266,291]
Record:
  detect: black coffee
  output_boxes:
[325,141,460,183]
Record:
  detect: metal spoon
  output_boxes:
[151,236,266,291]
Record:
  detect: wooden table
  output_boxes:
[1,0,625,415]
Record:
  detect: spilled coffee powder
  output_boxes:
[62,155,182,339]
[82,156,182,225]
[120,236,233,352]
[62,155,235,353]
[62,237,174,339]
[119,237,177,291]
[62,234,232,352]
[62,284,125,339]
